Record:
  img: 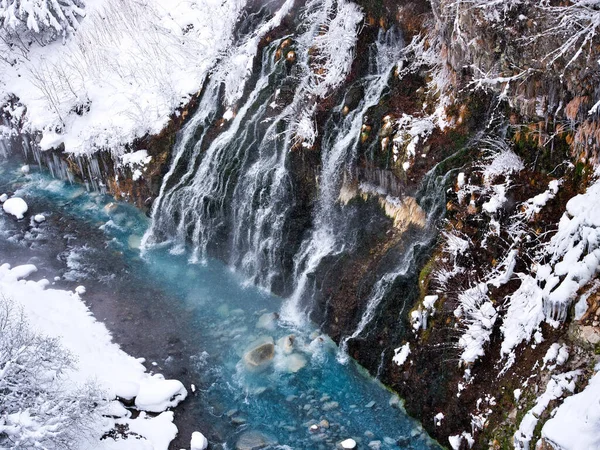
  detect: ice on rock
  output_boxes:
[134,374,188,412]
[0,193,7,202]
[34,214,46,223]
[3,197,28,219]
[190,431,209,450]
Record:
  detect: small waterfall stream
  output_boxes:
[281,27,404,326]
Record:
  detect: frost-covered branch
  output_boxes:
[0,295,106,449]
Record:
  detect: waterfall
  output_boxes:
[337,160,457,363]
[142,0,364,291]
[143,0,449,361]
[280,27,405,326]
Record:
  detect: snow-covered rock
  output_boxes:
[0,193,7,202]
[75,285,86,295]
[392,343,411,367]
[3,197,28,219]
[340,438,357,449]
[190,431,209,450]
[33,213,46,223]
[134,375,188,413]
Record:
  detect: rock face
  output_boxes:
[243,337,275,371]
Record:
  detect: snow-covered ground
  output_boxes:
[0,261,187,449]
[0,0,245,156]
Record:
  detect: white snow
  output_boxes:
[501,176,600,363]
[542,369,600,449]
[134,375,187,413]
[341,438,357,449]
[75,285,87,295]
[513,388,521,402]
[0,262,187,449]
[515,370,580,449]
[392,343,411,367]
[0,0,246,156]
[0,193,7,202]
[3,197,28,219]
[121,149,152,168]
[423,295,439,311]
[394,114,435,160]
[33,213,46,223]
[190,431,209,450]
[519,179,562,221]
[434,412,444,426]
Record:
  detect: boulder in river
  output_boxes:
[276,334,295,354]
[243,336,275,371]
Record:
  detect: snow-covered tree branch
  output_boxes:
[0,0,85,42]
[0,295,106,449]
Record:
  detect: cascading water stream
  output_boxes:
[280,27,405,326]
[143,0,363,291]
[336,162,458,363]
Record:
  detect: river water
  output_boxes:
[0,158,439,449]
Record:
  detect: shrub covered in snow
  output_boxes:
[0,296,105,449]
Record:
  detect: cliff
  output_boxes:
[2,1,600,448]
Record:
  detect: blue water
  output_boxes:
[0,160,440,450]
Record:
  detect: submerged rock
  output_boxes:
[236,431,277,450]
[256,312,279,330]
[243,336,275,371]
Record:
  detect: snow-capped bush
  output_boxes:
[0,296,105,449]
[0,0,85,42]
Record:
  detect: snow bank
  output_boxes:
[0,262,187,449]
[3,197,28,219]
[135,375,187,412]
[541,369,600,449]
[1,0,246,156]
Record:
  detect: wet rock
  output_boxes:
[235,431,277,450]
[243,337,275,371]
[368,441,382,450]
[276,334,295,354]
[231,416,247,426]
[319,419,329,429]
